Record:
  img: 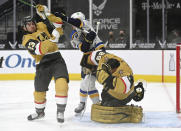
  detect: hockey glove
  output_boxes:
[133,82,144,102]
[36,4,50,20]
[85,31,96,44]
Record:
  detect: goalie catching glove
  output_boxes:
[133,82,144,102]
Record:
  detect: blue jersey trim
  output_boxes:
[88,90,98,95]
[70,30,78,39]
[80,89,88,94]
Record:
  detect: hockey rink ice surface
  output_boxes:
[0,80,181,131]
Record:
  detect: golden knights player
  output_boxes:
[84,50,144,123]
[56,12,105,114]
[22,5,69,123]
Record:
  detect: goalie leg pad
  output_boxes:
[91,103,143,123]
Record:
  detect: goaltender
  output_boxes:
[82,50,144,123]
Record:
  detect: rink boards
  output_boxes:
[0,50,177,82]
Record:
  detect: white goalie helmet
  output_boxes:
[71,12,85,21]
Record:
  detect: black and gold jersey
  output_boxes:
[22,14,63,64]
[91,50,134,100]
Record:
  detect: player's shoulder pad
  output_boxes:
[22,34,33,46]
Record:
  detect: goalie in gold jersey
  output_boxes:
[21,5,69,123]
[83,50,144,106]
[83,50,144,123]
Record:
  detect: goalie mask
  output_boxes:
[71,12,85,21]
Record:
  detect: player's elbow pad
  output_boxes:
[67,18,81,28]
[49,28,61,43]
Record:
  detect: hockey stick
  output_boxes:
[18,0,36,8]
[18,0,55,28]
[78,21,101,34]
[18,0,89,34]
[96,21,100,34]
[95,21,108,48]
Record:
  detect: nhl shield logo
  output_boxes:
[92,0,107,16]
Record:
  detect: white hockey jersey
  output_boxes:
[70,20,104,52]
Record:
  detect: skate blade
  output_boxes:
[58,121,65,127]
[28,116,45,121]
[27,114,45,121]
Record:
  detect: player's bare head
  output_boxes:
[23,16,37,33]
[71,12,85,21]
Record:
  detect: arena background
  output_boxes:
[0,0,181,82]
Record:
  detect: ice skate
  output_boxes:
[57,111,64,123]
[27,108,45,121]
[56,104,66,123]
[74,102,85,115]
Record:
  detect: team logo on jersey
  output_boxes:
[92,0,107,16]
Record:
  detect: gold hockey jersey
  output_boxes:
[88,50,134,100]
[22,14,63,64]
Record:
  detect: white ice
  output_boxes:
[0,80,181,131]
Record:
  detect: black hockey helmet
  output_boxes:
[23,16,36,27]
